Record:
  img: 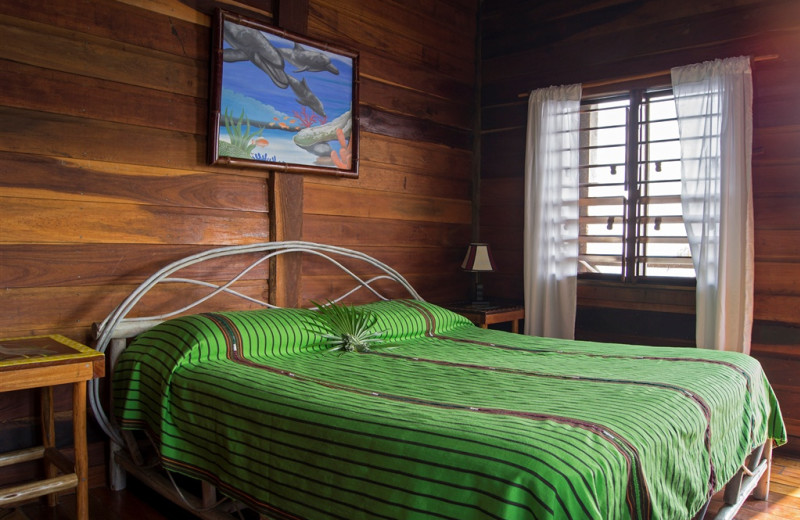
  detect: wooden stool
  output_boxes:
[0,335,104,520]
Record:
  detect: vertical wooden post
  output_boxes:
[269,0,309,309]
[41,386,57,506]
[73,380,89,520]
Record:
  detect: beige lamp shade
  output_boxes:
[461,243,496,272]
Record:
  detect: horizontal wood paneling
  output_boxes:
[479,127,526,179]
[2,61,206,135]
[360,106,472,150]
[754,295,800,324]
[755,195,800,229]
[304,214,469,249]
[304,183,471,224]
[480,200,524,229]
[308,163,470,200]
[302,272,466,306]
[0,153,267,210]
[482,1,800,101]
[1,0,211,59]
[358,133,472,175]
[310,0,474,83]
[300,0,475,306]
[301,246,463,277]
[755,263,800,295]
[753,164,800,195]
[578,283,696,315]
[1,280,270,339]
[361,77,472,130]
[1,244,272,289]
[0,107,209,170]
[753,125,800,158]
[756,230,800,260]
[359,49,473,104]
[0,198,269,245]
[0,14,205,97]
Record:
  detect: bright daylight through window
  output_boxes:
[578,89,695,282]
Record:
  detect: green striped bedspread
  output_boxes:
[113,300,786,520]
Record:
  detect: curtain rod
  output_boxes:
[516,54,779,99]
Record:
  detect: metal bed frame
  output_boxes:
[89,241,773,520]
[90,241,422,519]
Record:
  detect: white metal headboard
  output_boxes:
[90,241,423,444]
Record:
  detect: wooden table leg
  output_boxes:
[73,381,88,520]
[41,386,57,507]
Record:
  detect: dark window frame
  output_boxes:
[578,87,696,286]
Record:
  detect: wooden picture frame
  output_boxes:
[208,9,359,177]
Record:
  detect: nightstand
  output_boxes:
[445,302,525,333]
[0,335,104,520]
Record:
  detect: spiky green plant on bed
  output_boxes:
[307,300,384,354]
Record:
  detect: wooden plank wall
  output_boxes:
[0,0,476,486]
[479,0,800,455]
[0,0,278,488]
[302,0,475,304]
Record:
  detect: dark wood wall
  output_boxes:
[0,0,476,486]
[479,0,800,455]
[301,0,475,304]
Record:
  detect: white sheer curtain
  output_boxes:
[523,84,582,339]
[671,56,754,353]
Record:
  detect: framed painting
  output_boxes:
[208,9,359,177]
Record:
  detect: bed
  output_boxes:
[90,241,786,520]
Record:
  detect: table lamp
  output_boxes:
[461,242,496,304]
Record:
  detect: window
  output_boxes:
[578,88,695,282]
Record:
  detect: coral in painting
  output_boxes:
[330,128,352,169]
[251,152,277,162]
[293,107,327,128]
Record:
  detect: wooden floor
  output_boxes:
[6,454,800,520]
[706,454,800,519]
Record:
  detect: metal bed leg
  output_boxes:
[202,481,218,509]
[712,441,771,520]
[752,441,772,500]
[109,439,127,491]
[108,338,127,490]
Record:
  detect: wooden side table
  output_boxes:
[445,302,525,333]
[0,335,104,520]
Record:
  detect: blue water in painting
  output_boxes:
[218,21,354,166]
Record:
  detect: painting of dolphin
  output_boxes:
[279,43,340,75]
[223,23,289,89]
[287,76,326,118]
[212,10,357,173]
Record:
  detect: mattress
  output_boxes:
[113,300,786,520]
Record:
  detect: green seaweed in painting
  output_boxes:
[219,108,263,159]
